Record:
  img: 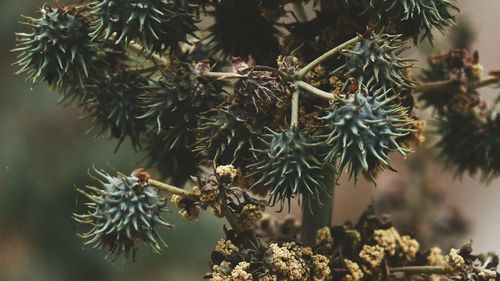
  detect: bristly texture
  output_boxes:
[248,128,331,209]
[205,0,280,64]
[74,169,172,260]
[90,0,196,53]
[436,111,500,182]
[318,86,412,181]
[83,68,148,148]
[337,33,415,93]
[140,61,225,151]
[194,105,260,170]
[13,4,97,89]
[369,0,458,42]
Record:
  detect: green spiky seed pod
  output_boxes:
[83,68,148,148]
[90,0,196,53]
[74,169,172,260]
[194,105,260,170]
[140,61,225,151]
[205,0,280,64]
[13,5,97,89]
[248,128,331,208]
[369,0,457,42]
[318,87,412,181]
[337,33,415,93]
[435,111,490,180]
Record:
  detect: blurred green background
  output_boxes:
[0,1,224,280]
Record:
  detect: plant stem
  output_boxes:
[415,76,500,93]
[291,1,308,22]
[301,178,335,247]
[298,36,361,78]
[296,80,336,100]
[148,179,198,200]
[291,89,300,127]
[390,266,447,275]
[127,41,169,66]
[200,71,245,79]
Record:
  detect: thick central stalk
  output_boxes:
[301,179,335,247]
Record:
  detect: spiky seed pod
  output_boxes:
[90,0,196,53]
[337,33,415,94]
[435,111,489,180]
[13,4,98,89]
[140,62,225,151]
[233,70,286,116]
[74,169,172,260]
[83,69,148,148]
[248,128,331,208]
[205,0,280,64]
[368,0,457,42]
[318,87,413,181]
[194,106,260,170]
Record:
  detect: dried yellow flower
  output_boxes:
[427,247,446,266]
[216,165,239,183]
[316,226,334,252]
[344,259,364,281]
[215,239,239,258]
[373,227,400,256]
[231,262,253,281]
[359,244,385,268]
[399,235,420,260]
[312,254,331,281]
[444,248,466,274]
[268,243,308,280]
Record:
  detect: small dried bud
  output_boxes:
[215,239,239,258]
[427,247,446,266]
[444,248,466,274]
[312,254,331,281]
[359,244,385,268]
[399,235,420,260]
[215,165,239,184]
[373,227,400,256]
[344,259,364,281]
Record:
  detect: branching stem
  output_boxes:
[148,179,198,200]
[296,80,336,100]
[415,76,500,93]
[291,89,300,127]
[298,36,361,78]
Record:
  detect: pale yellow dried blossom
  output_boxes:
[215,239,239,258]
[210,261,232,281]
[316,226,334,251]
[373,227,400,256]
[193,185,219,204]
[231,262,253,281]
[359,244,385,268]
[238,204,265,228]
[268,243,308,280]
[258,274,278,281]
[444,248,466,275]
[400,235,420,260]
[216,165,239,182]
[312,254,331,281]
[170,194,182,206]
[178,206,201,221]
[344,259,364,281]
[427,247,446,266]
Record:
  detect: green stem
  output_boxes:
[296,80,336,100]
[298,36,361,78]
[291,89,300,127]
[301,179,335,247]
[148,179,198,200]
[292,1,308,22]
[415,76,500,93]
[200,71,244,79]
[390,266,447,275]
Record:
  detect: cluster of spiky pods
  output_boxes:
[12,0,500,280]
